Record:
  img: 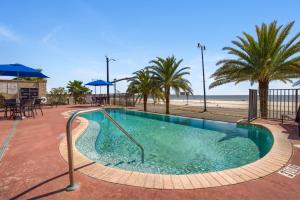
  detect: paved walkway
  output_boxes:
[0,105,300,200]
[0,120,14,147]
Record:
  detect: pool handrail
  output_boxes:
[65,108,144,191]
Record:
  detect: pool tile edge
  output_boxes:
[59,110,293,190]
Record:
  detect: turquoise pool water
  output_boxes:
[76,108,273,175]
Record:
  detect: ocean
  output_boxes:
[170,95,249,101]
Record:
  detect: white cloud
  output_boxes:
[0,25,18,41]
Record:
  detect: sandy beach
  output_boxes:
[146,99,249,109]
[135,102,248,122]
[137,98,298,122]
[170,99,248,109]
[145,98,297,112]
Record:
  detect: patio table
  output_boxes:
[3,99,35,119]
[4,99,21,119]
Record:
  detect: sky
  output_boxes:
[0,0,300,95]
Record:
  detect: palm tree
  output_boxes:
[150,82,164,106]
[150,56,192,114]
[210,21,300,118]
[127,69,155,111]
[49,87,68,105]
[14,68,46,81]
[67,80,91,104]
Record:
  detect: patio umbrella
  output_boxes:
[85,80,113,86]
[0,63,49,78]
[0,63,49,101]
[85,80,113,95]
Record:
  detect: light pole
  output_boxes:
[105,56,116,104]
[113,78,117,105]
[197,43,207,112]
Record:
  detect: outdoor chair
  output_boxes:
[91,96,97,106]
[99,96,108,106]
[96,97,102,106]
[4,99,22,120]
[281,105,300,136]
[21,99,35,118]
[33,98,43,116]
[281,105,300,123]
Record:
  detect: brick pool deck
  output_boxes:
[1,105,300,200]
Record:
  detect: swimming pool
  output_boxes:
[76,108,273,175]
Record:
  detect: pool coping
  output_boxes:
[59,109,293,189]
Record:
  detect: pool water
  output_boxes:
[76,108,273,175]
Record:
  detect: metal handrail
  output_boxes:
[100,109,145,162]
[65,108,144,191]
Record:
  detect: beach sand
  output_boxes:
[135,102,248,123]
[147,99,296,112]
[169,99,248,109]
[135,99,297,122]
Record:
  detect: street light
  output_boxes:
[197,43,207,112]
[105,56,116,103]
[113,78,117,105]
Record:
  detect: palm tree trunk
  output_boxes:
[143,95,148,112]
[165,88,170,114]
[259,80,269,118]
[74,95,77,104]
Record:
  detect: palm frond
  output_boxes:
[210,21,300,89]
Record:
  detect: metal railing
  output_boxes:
[65,108,144,191]
[267,89,299,120]
[110,93,135,107]
[248,89,258,121]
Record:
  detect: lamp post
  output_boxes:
[113,78,117,105]
[197,43,207,112]
[105,56,116,104]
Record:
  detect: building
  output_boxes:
[0,79,47,99]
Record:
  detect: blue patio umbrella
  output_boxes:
[85,80,113,86]
[0,63,49,78]
[0,63,49,100]
[85,79,113,95]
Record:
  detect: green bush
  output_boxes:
[48,87,68,105]
[67,80,91,104]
